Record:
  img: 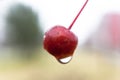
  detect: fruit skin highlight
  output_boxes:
[43,0,88,62]
[44,26,78,59]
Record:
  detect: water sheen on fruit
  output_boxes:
[43,26,78,61]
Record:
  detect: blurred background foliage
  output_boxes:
[6,3,43,60]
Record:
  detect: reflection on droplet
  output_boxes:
[57,56,72,64]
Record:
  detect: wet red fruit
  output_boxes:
[44,26,78,60]
[43,0,88,64]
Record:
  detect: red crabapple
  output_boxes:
[43,0,88,64]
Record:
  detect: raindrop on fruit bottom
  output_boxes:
[43,0,88,64]
[57,56,72,64]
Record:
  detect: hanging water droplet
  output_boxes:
[57,56,72,64]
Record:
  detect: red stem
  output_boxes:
[68,0,89,30]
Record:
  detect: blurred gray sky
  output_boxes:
[0,0,120,46]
